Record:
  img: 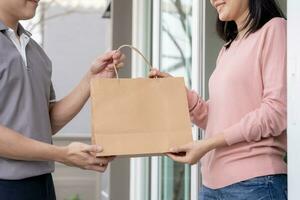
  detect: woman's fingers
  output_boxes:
[148,69,158,77]
[166,153,187,163]
[149,68,172,78]
[166,142,201,164]
[169,142,190,153]
[166,144,189,163]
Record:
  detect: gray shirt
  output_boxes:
[0,21,56,180]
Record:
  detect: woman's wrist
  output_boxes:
[204,133,227,151]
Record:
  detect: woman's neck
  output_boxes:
[235,9,251,40]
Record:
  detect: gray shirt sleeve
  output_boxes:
[50,82,56,102]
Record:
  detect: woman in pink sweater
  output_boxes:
[150,0,287,199]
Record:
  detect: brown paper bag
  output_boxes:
[90,46,192,156]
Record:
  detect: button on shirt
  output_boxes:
[0,21,56,180]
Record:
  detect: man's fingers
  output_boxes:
[107,62,124,70]
[88,157,109,165]
[114,54,126,64]
[116,62,124,69]
[112,51,122,60]
[91,50,125,76]
[103,50,124,63]
[106,156,116,162]
[90,61,107,74]
[98,158,109,166]
[102,51,116,62]
[85,164,107,172]
[82,145,103,153]
[120,54,126,61]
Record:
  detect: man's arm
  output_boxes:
[0,125,112,172]
[50,51,124,134]
[0,125,62,161]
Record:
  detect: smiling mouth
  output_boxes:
[217,5,224,12]
[215,1,225,11]
[29,0,39,4]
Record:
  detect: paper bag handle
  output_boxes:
[113,45,154,79]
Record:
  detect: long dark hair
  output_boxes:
[216,0,286,48]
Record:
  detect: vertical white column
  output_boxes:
[151,1,162,200]
[287,1,300,200]
[130,0,152,200]
[190,0,206,200]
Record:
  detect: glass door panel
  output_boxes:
[158,0,193,199]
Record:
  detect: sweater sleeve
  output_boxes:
[223,18,287,145]
[186,89,209,130]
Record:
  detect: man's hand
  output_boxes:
[59,142,115,172]
[0,125,114,173]
[90,51,125,79]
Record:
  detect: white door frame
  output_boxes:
[190,0,206,199]
[287,1,300,200]
[151,1,162,199]
[130,1,152,200]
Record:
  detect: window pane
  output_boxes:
[160,0,192,87]
[159,0,192,199]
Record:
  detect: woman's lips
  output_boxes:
[214,0,226,12]
[28,0,39,5]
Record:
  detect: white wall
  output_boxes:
[40,3,112,199]
[287,1,300,199]
[44,4,111,136]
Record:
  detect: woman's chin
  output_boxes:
[218,13,230,22]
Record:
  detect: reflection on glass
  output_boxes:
[161,0,192,87]
[159,0,192,200]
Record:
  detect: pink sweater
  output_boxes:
[187,18,287,189]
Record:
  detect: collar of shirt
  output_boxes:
[0,20,7,32]
[0,20,31,36]
[0,20,32,67]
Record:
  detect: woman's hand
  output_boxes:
[90,50,125,79]
[59,142,115,172]
[167,134,227,165]
[149,68,172,78]
[167,140,212,165]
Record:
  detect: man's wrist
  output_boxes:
[78,72,93,97]
[51,145,67,164]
